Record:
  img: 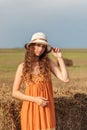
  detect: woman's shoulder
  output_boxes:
[14,62,24,77]
[18,62,24,67]
[19,62,24,66]
[17,62,24,71]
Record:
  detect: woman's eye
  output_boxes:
[35,44,46,48]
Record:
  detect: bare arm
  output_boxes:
[12,63,34,101]
[50,48,70,82]
[12,63,49,107]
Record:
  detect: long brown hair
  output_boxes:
[22,44,50,80]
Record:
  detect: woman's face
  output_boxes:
[33,43,46,56]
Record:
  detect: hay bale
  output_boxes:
[64,58,73,66]
[0,100,22,130]
[55,93,87,130]
[57,58,73,67]
[0,85,22,130]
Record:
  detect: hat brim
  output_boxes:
[25,41,52,53]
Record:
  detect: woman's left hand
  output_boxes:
[52,48,62,58]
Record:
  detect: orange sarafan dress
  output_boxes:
[21,71,56,130]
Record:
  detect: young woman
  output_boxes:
[12,32,69,130]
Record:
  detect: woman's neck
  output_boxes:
[34,56,39,62]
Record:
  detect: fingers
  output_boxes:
[41,100,49,107]
[41,97,49,107]
[52,48,61,53]
[38,97,49,107]
[40,97,49,101]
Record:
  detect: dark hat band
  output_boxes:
[31,38,48,42]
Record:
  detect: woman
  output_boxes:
[12,32,69,130]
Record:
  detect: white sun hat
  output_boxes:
[30,32,48,45]
[25,32,52,52]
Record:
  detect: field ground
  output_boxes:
[0,48,87,97]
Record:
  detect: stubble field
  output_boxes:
[0,48,87,93]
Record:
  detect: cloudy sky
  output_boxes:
[0,0,87,48]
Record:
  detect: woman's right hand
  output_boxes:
[35,96,49,107]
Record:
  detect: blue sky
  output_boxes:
[0,0,87,48]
